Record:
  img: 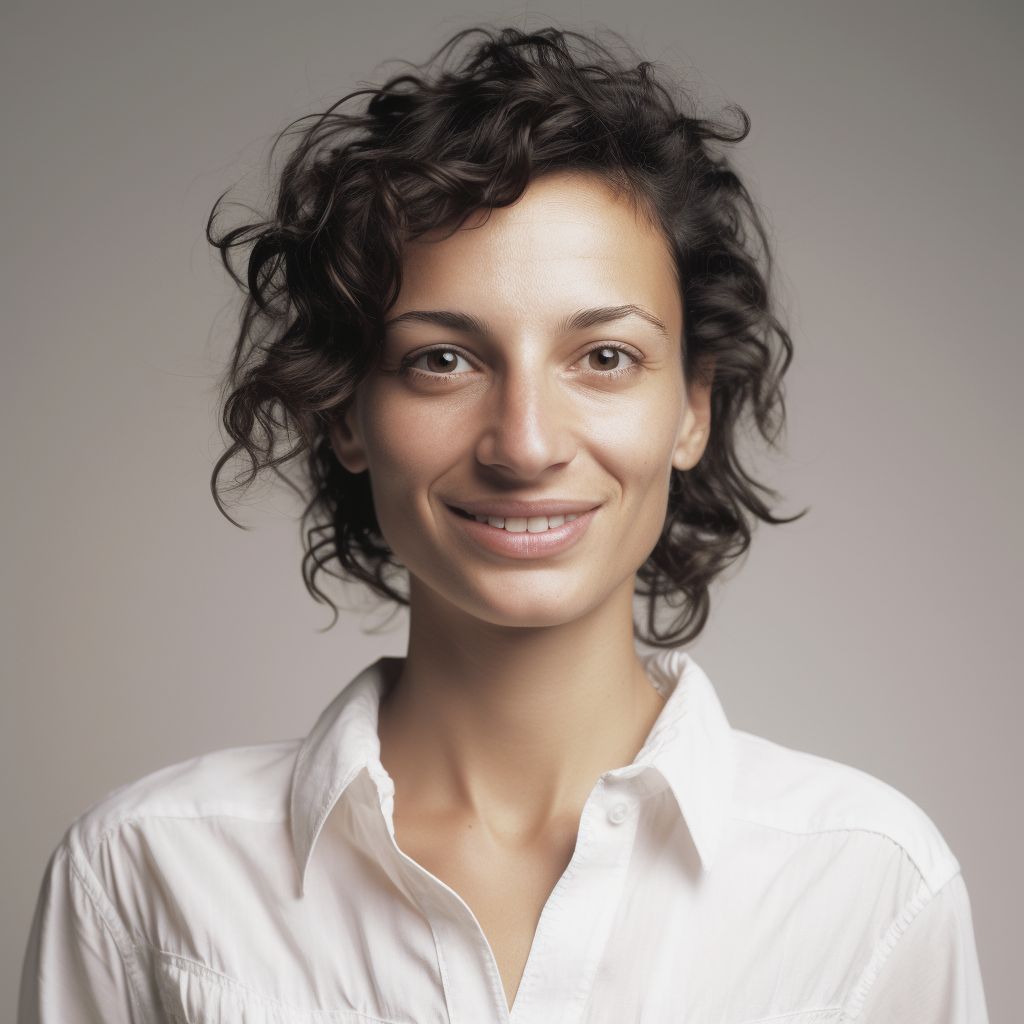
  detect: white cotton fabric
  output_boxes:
[19,650,988,1023]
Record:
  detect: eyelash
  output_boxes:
[400,343,643,378]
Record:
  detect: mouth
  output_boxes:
[445,501,600,559]
[449,507,585,533]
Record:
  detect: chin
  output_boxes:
[449,573,616,629]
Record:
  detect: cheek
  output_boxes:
[583,387,682,551]
[355,383,472,536]
[359,386,438,484]
[586,386,682,488]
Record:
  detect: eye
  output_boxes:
[587,346,635,371]
[409,348,474,374]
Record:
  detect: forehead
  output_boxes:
[395,173,681,334]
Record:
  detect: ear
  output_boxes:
[671,362,713,472]
[329,396,369,474]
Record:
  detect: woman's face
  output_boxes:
[332,172,711,628]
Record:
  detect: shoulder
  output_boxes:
[65,740,301,858]
[730,729,959,894]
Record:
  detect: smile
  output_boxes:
[447,503,599,559]
[465,513,579,532]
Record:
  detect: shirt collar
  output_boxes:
[289,657,402,893]
[290,650,735,891]
[632,649,737,871]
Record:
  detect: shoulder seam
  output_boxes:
[88,810,289,848]
[725,814,959,894]
[73,810,291,856]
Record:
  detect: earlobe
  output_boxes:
[329,400,369,474]
[671,372,713,472]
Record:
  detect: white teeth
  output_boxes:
[469,511,581,531]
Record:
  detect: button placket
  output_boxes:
[510,778,644,1023]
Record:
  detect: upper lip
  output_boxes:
[447,499,601,518]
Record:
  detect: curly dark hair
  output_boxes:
[208,26,795,646]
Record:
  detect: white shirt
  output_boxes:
[20,650,987,1024]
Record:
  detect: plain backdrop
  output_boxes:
[2,0,1020,1017]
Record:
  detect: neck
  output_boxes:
[377,574,664,829]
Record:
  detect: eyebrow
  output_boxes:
[559,305,669,338]
[384,309,491,336]
[385,304,669,339]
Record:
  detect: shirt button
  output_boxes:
[608,803,628,825]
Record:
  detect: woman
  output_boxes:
[20,27,987,1023]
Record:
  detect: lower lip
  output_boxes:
[449,507,598,559]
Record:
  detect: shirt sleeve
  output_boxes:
[854,872,988,1024]
[18,842,141,1024]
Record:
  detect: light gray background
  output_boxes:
[2,0,1020,1017]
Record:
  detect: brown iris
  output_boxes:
[426,350,459,372]
[588,347,621,370]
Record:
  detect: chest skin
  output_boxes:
[392,804,582,1008]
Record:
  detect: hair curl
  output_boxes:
[208,26,795,646]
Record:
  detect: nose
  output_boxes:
[475,367,577,481]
